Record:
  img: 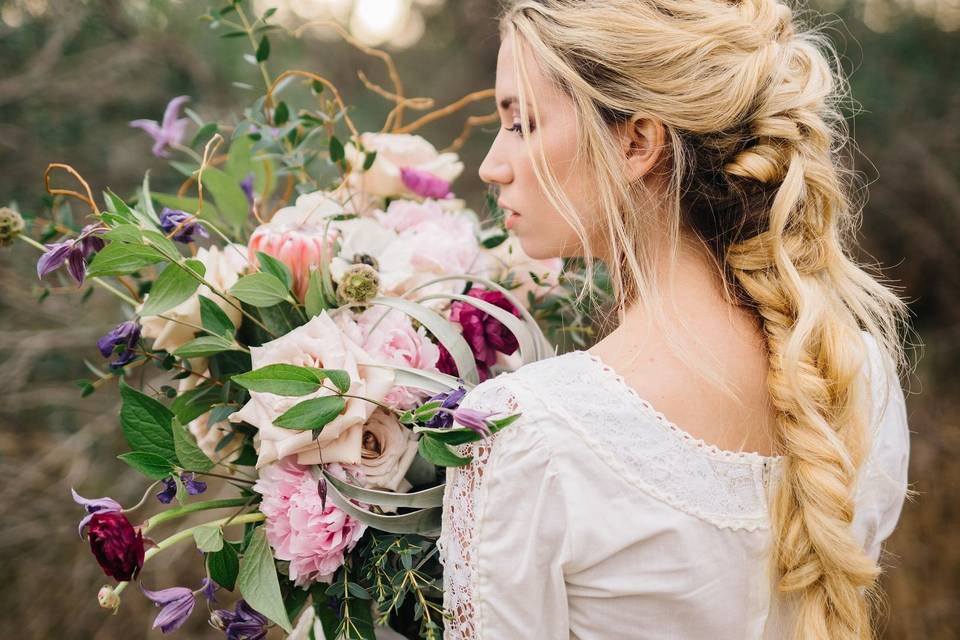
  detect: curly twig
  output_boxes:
[43,163,98,217]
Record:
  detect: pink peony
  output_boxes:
[253,459,366,587]
[374,199,446,234]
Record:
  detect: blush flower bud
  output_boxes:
[97,585,121,611]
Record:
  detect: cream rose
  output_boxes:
[345,132,464,200]
[140,244,248,353]
[357,409,420,492]
[228,311,395,468]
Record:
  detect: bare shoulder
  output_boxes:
[589,308,779,457]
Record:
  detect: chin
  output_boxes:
[516,234,574,262]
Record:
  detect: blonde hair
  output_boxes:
[499,0,910,637]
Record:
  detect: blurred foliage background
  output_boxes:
[0,0,956,637]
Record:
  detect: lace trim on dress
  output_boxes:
[438,377,520,640]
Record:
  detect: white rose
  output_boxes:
[345,132,464,199]
[357,409,420,492]
[140,244,248,353]
[228,311,395,467]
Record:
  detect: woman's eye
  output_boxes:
[504,122,534,137]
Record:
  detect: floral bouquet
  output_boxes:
[0,3,593,639]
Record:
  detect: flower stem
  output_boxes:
[109,512,265,600]
[140,497,253,534]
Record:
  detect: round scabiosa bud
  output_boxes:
[0,207,25,247]
[86,511,145,582]
[336,263,380,305]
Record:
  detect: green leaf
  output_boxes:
[190,122,219,148]
[308,368,351,394]
[418,435,472,467]
[85,243,165,277]
[172,418,214,472]
[238,527,293,632]
[103,224,143,244]
[171,384,220,424]
[223,135,272,197]
[362,150,377,171]
[347,582,371,600]
[193,525,225,553]
[208,542,240,591]
[102,190,137,225]
[311,80,325,94]
[142,229,181,261]
[139,260,205,317]
[231,364,323,396]
[229,272,292,307]
[174,335,236,358]
[273,396,346,431]
[329,136,345,164]
[199,295,237,338]
[255,35,270,62]
[117,451,174,480]
[201,167,250,227]
[140,171,161,226]
[119,380,177,463]
[273,101,289,126]
[255,251,293,290]
[304,268,329,317]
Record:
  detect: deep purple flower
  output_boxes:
[423,386,467,429]
[156,472,207,503]
[240,173,255,217]
[212,599,269,640]
[400,166,453,200]
[201,577,219,604]
[129,95,191,158]
[72,488,122,538]
[450,288,523,368]
[181,472,207,496]
[36,225,105,285]
[141,583,196,634]
[86,511,145,581]
[436,343,492,382]
[452,407,496,438]
[97,320,141,368]
[159,207,208,243]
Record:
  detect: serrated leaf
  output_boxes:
[255,251,293,290]
[173,335,236,358]
[199,295,237,338]
[86,243,165,278]
[418,435,472,467]
[117,451,174,480]
[273,396,346,431]
[229,272,291,307]
[208,542,239,591]
[139,259,205,317]
[193,525,225,553]
[119,380,177,463]
[255,35,270,62]
[172,418,214,472]
[238,528,292,632]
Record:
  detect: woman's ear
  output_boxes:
[620,115,666,182]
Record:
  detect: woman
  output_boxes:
[437,1,912,639]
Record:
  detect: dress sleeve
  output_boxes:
[852,335,911,562]
[438,377,571,639]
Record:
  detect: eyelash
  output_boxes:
[505,122,535,137]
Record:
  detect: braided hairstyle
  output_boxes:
[500,1,909,637]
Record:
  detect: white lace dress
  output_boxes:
[437,334,910,639]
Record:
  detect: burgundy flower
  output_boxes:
[446,287,522,375]
[71,488,122,538]
[86,511,145,582]
[436,343,492,382]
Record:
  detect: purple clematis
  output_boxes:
[159,207,208,243]
[156,472,208,503]
[37,224,105,285]
[452,407,496,438]
[211,599,269,640]
[240,173,256,217]
[71,488,122,539]
[423,386,467,430]
[141,583,196,634]
[400,167,453,200]
[129,95,191,158]
[97,320,141,368]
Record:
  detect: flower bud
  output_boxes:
[336,263,380,305]
[0,207,25,247]
[97,585,120,612]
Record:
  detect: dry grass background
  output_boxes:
[0,0,958,637]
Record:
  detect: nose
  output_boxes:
[478,137,512,186]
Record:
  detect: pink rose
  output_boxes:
[253,459,366,587]
[355,307,441,409]
[228,311,395,467]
